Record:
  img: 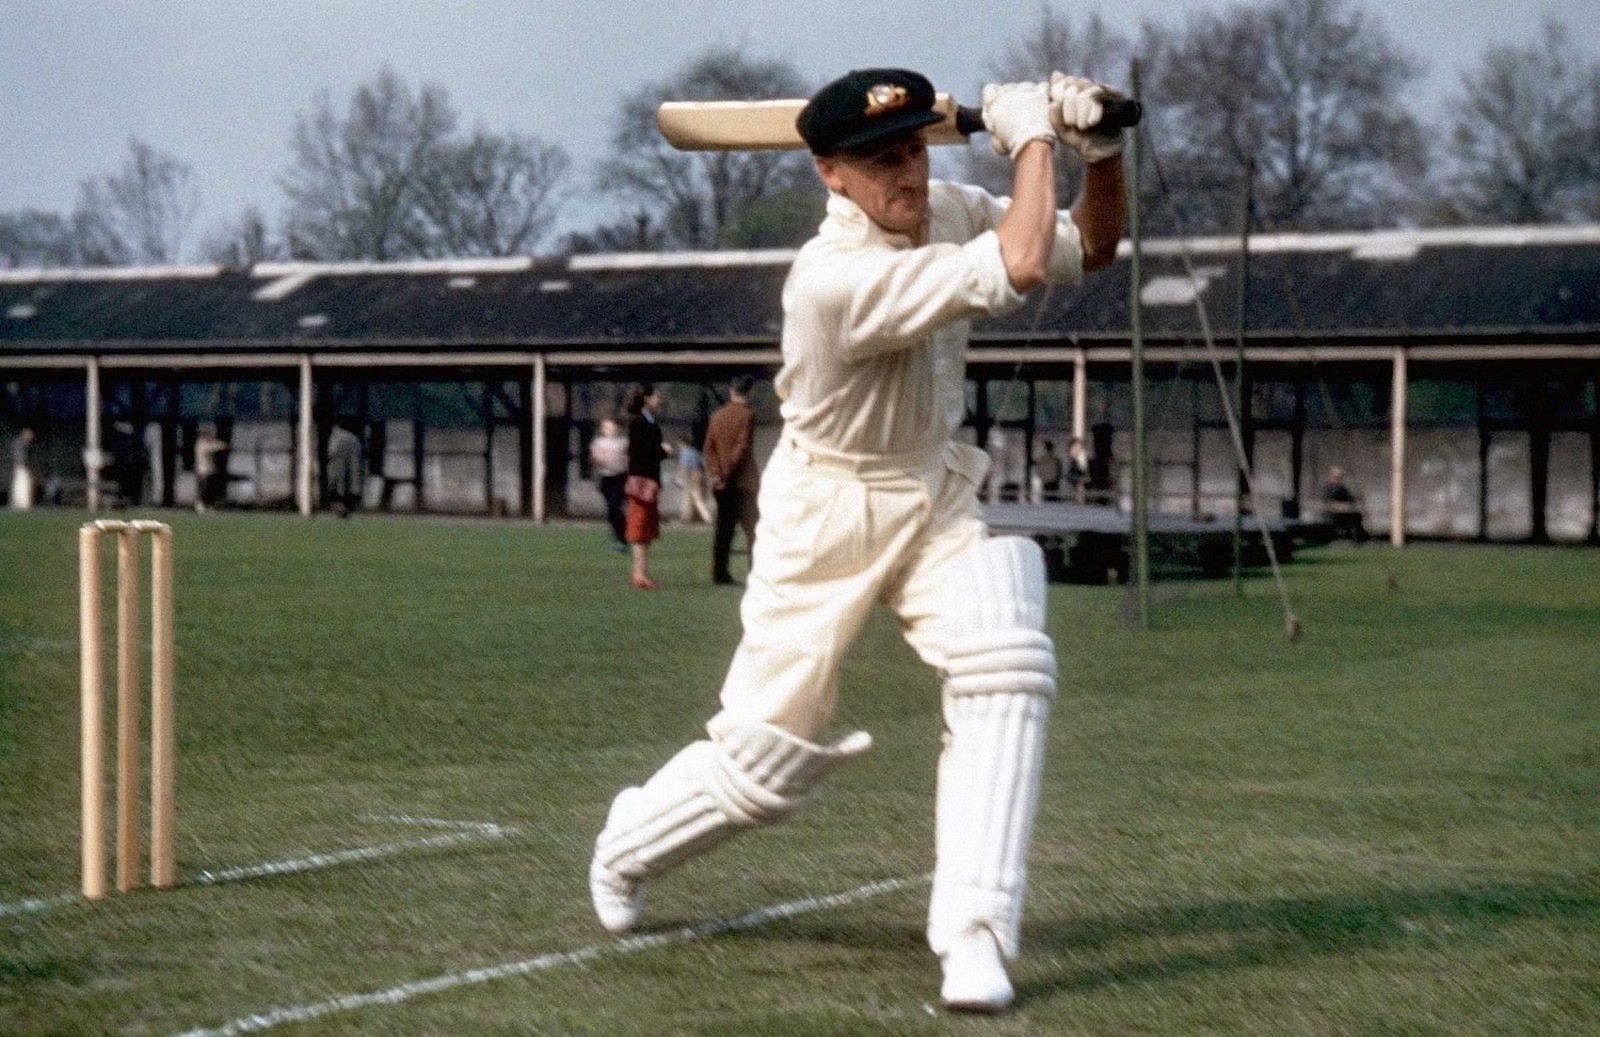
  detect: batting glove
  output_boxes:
[1049,72,1126,164]
[981,81,1057,160]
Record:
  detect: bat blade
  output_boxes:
[657,94,970,152]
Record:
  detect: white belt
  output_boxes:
[779,433,944,480]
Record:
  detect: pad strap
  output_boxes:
[596,724,871,881]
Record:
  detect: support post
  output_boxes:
[1128,59,1149,626]
[518,376,534,517]
[1477,380,1490,540]
[297,355,314,517]
[1528,380,1552,544]
[1590,370,1600,543]
[482,383,496,515]
[1023,379,1037,502]
[1072,348,1088,445]
[86,357,103,512]
[1390,347,1408,547]
[1190,379,1202,518]
[412,421,427,512]
[1289,378,1306,517]
[532,356,547,524]
[1232,158,1254,593]
[159,378,178,506]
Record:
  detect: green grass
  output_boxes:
[2,510,1597,1035]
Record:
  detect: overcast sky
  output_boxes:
[2,0,1593,250]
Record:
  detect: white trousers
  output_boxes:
[9,466,33,510]
[708,435,990,740]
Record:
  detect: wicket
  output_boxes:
[79,519,175,899]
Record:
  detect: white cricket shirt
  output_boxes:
[775,180,1084,459]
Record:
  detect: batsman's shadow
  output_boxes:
[727,877,1598,1007]
[1012,878,1599,1004]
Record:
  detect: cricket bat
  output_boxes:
[657,93,1141,152]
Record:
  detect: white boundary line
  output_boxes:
[0,815,517,919]
[174,874,929,1037]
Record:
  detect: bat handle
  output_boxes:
[954,97,1143,138]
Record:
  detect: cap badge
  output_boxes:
[865,83,909,117]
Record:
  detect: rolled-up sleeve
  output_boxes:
[1045,217,1085,285]
[946,181,1084,286]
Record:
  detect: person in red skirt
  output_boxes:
[623,383,673,589]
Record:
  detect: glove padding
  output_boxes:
[1048,72,1127,164]
[980,81,1057,161]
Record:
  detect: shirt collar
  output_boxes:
[821,190,921,250]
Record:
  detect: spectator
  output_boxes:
[1065,436,1089,498]
[624,383,673,589]
[107,421,147,507]
[703,375,761,585]
[325,422,363,518]
[8,426,36,511]
[674,436,714,525]
[1036,440,1063,500]
[193,425,229,513]
[1087,423,1114,503]
[588,417,629,550]
[1319,465,1366,542]
[984,429,1007,502]
[367,421,400,511]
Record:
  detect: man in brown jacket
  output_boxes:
[702,375,761,585]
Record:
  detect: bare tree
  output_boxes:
[598,47,817,249]
[281,67,458,260]
[419,129,570,256]
[0,210,74,268]
[968,8,1140,198]
[201,207,285,267]
[562,210,666,255]
[281,69,570,260]
[1146,0,1426,232]
[1434,19,1600,224]
[71,138,200,264]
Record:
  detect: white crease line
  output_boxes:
[192,827,518,886]
[175,874,929,1037]
[354,813,516,835]
[1,816,519,918]
[0,891,80,919]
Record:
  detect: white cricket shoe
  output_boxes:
[588,858,644,934]
[589,788,645,933]
[940,927,1014,1012]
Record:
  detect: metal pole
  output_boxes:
[297,355,314,517]
[86,357,103,513]
[532,356,547,524]
[1390,347,1408,546]
[1128,60,1149,627]
[1232,158,1254,593]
